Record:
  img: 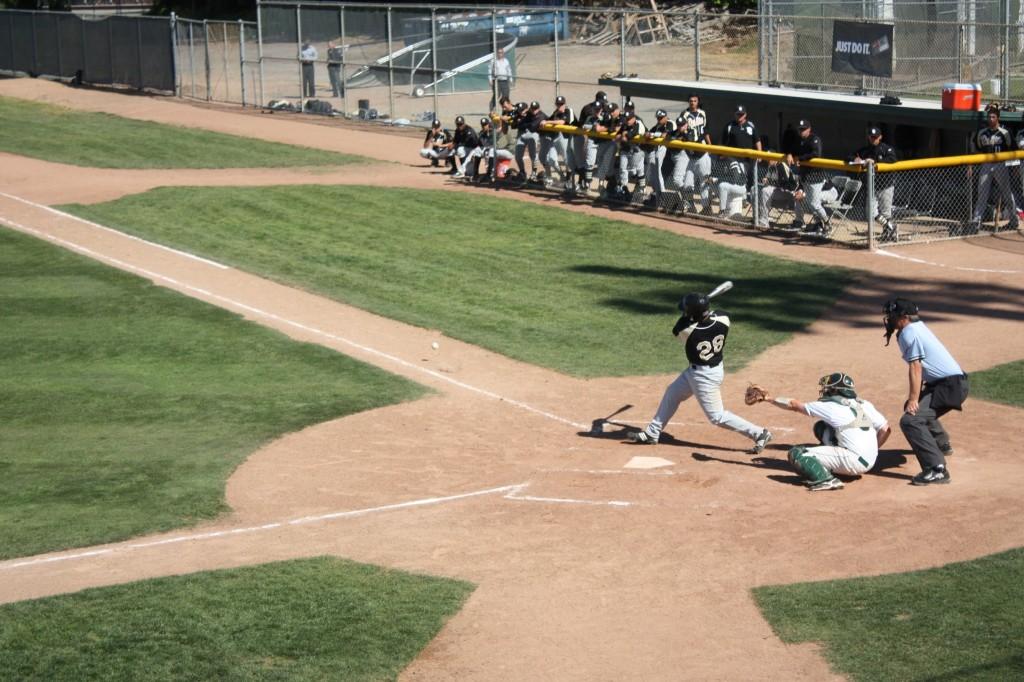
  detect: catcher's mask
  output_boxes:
[882,297,919,346]
[818,372,857,400]
[678,292,710,321]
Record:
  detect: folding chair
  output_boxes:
[823,176,862,233]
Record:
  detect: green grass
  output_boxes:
[61,185,853,378]
[969,359,1024,408]
[0,229,428,559]
[0,557,474,681]
[754,548,1024,680]
[0,96,364,169]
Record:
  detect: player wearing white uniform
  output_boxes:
[761,373,891,491]
[680,95,713,213]
[628,292,773,452]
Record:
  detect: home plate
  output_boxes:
[624,456,674,470]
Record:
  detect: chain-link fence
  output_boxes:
[254,1,1024,124]
[0,9,174,91]
[174,17,260,106]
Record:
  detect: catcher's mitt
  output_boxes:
[744,383,769,405]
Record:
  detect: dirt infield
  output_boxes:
[2,79,1023,680]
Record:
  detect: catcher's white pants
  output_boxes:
[801,445,874,477]
[644,364,764,442]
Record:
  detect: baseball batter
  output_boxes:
[628,292,773,453]
[756,373,891,491]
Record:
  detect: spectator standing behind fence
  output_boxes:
[786,119,830,236]
[489,47,513,111]
[300,41,317,98]
[849,126,899,242]
[968,106,1019,233]
[326,40,344,98]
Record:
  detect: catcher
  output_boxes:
[745,372,891,491]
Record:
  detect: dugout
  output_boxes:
[599,76,1023,160]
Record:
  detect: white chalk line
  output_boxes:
[0,212,588,430]
[875,247,1023,274]
[0,192,230,270]
[609,419,795,433]
[0,482,634,572]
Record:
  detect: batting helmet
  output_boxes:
[678,292,710,321]
[818,372,857,400]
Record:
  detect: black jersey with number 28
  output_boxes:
[678,310,730,366]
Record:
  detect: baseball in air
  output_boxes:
[431,342,440,350]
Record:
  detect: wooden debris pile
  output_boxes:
[570,1,753,47]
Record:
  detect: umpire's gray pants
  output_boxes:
[540,134,569,176]
[796,179,829,223]
[973,162,1018,222]
[618,147,645,186]
[645,147,668,195]
[643,363,764,442]
[515,131,540,175]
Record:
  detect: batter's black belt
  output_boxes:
[691,362,721,369]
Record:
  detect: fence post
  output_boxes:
[553,9,560,97]
[171,13,180,97]
[694,13,701,81]
[136,17,144,90]
[1001,0,1010,100]
[296,6,304,104]
[256,2,265,107]
[867,162,876,250]
[753,159,760,227]
[30,12,37,76]
[222,23,230,102]
[340,7,347,117]
[387,6,394,121]
[619,9,626,80]
[491,8,498,186]
[203,20,211,101]
[188,21,195,98]
[956,24,963,82]
[238,19,246,106]
[431,7,438,121]
[56,15,64,79]
[107,15,113,84]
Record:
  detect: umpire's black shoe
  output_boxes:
[911,466,951,486]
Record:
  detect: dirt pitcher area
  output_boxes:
[1,79,1023,681]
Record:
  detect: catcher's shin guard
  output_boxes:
[788,446,832,483]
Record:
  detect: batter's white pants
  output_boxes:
[515,131,540,175]
[643,364,764,442]
[802,445,874,477]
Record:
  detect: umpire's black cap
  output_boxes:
[797,118,811,129]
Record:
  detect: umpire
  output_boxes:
[850,126,898,242]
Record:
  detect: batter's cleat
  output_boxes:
[911,466,951,486]
[807,477,844,492]
[627,430,658,445]
[748,429,773,454]
[940,446,954,457]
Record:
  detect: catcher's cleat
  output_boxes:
[748,429,773,454]
[807,477,844,492]
[627,430,657,445]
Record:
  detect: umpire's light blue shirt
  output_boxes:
[897,320,963,383]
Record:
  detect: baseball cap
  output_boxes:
[555,95,566,105]
[675,115,687,126]
[867,125,882,137]
[595,90,607,101]
[797,119,811,129]
[735,105,747,115]
[883,297,918,318]
[625,108,637,118]
[530,100,540,110]
[431,119,441,128]
[455,115,465,126]
[480,116,491,126]
[656,109,667,119]
[593,99,604,110]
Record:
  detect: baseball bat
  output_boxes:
[707,280,733,299]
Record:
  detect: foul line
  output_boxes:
[0,210,588,430]
[875,247,1023,274]
[0,192,230,270]
[0,482,633,572]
